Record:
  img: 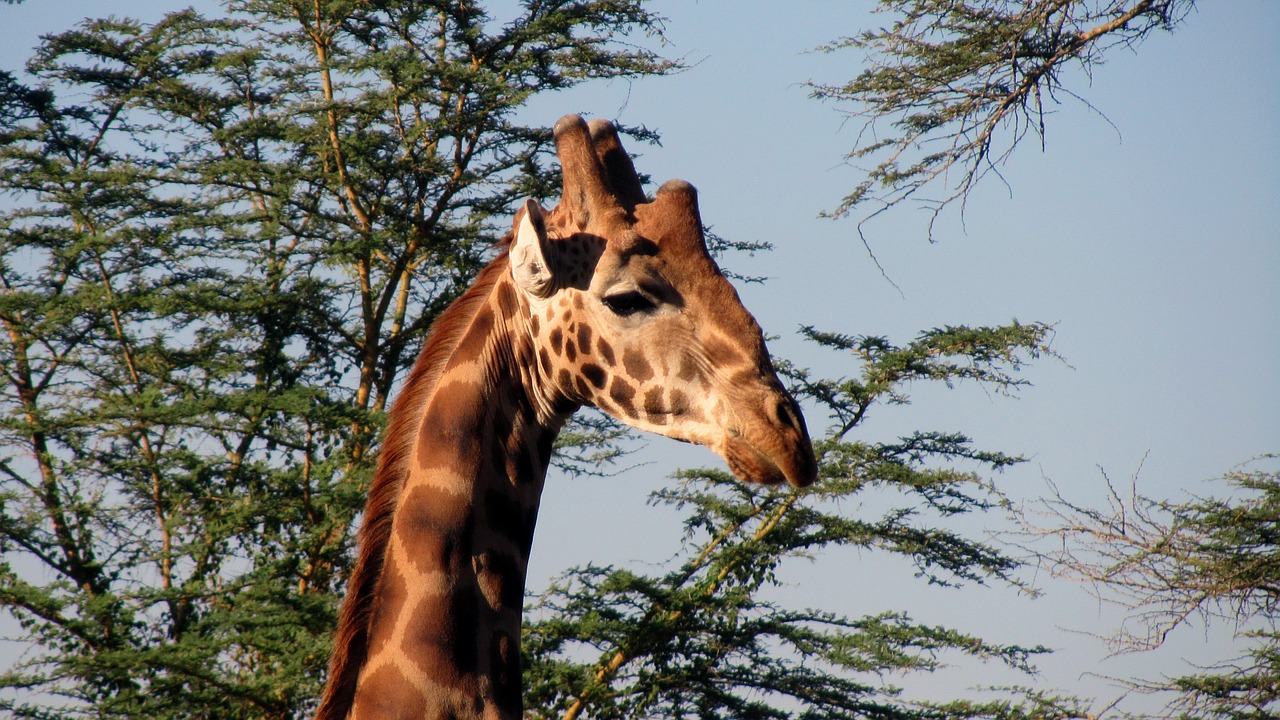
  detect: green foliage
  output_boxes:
[1166,629,1280,720]
[523,321,1083,720]
[809,0,1196,238]
[1028,461,1280,718]
[0,2,674,718]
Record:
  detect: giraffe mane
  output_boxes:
[315,247,513,720]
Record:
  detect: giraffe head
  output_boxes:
[509,115,816,487]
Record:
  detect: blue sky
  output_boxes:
[5,0,1278,714]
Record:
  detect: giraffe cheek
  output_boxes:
[722,438,790,486]
[621,346,655,382]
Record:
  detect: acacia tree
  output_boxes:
[810,0,1197,238]
[0,2,672,717]
[1023,461,1280,719]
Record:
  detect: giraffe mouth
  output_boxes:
[722,432,816,488]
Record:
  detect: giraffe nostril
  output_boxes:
[773,399,796,430]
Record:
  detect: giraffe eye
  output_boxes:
[602,291,656,317]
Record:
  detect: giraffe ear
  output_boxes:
[511,199,554,298]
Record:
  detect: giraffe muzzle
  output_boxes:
[721,394,817,488]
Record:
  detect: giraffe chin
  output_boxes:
[723,436,814,488]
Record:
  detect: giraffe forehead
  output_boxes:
[574,238,764,344]
[539,202,767,365]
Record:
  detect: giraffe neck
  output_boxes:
[342,261,571,720]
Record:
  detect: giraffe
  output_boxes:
[315,114,817,720]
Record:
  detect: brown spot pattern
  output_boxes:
[581,363,606,389]
[597,337,615,366]
[494,281,518,318]
[451,307,494,364]
[398,485,472,577]
[490,632,520,714]
[351,663,427,720]
[367,564,409,659]
[474,549,524,609]
[622,347,654,382]
[405,589,481,687]
[473,552,502,610]
[675,354,699,382]
[419,380,484,461]
[609,377,636,415]
[643,387,664,415]
[668,389,689,414]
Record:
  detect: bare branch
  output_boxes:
[812,0,1196,240]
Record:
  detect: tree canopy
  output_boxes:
[0,1,673,716]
